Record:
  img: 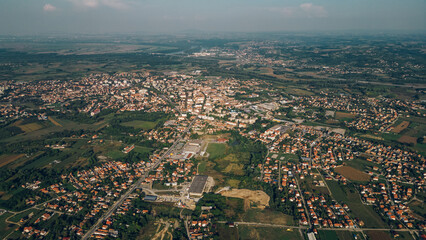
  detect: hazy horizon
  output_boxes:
[0,0,425,35]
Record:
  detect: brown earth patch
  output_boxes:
[398,135,417,144]
[335,166,371,181]
[365,231,392,240]
[335,112,356,119]
[0,154,25,168]
[220,189,270,209]
[391,121,410,133]
[48,116,62,127]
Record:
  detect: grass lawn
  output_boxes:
[327,181,388,228]
[107,150,126,160]
[243,209,295,226]
[198,161,207,173]
[226,179,241,188]
[207,143,227,161]
[134,145,153,154]
[121,120,157,130]
[238,225,302,240]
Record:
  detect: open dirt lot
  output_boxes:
[398,135,417,144]
[392,121,410,133]
[220,189,270,209]
[335,112,356,119]
[365,231,392,240]
[335,166,371,181]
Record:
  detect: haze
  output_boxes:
[0,0,425,34]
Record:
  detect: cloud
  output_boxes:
[300,3,327,18]
[43,4,57,12]
[69,0,129,10]
[267,3,327,18]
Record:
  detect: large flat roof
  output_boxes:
[189,175,208,195]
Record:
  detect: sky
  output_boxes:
[0,0,425,35]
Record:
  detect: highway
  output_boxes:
[81,117,197,239]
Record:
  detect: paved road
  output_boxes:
[216,221,420,233]
[82,118,197,239]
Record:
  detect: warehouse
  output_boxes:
[188,175,208,197]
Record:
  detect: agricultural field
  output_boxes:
[0,154,25,168]
[408,199,425,219]
[397,135,417,144]
[121,120,158,130]
[48,116,62,127]
[326,181,388,228]
[16,122,44,133]
[365,230,392,240]
[334,166,371,182]
[335,111,356,120]
[286,88,314,96]
[242,209,295,225]
[238,226,303,240]
[318,230,359,240]
[359,134,384,141]
[11,119,48,133]
[0,212,18,239]
[346,158,380,172]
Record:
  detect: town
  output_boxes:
[0,34,425,240]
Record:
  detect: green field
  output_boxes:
[327,180,388,228]
[243,209,295,226]
[1,117,106,143]
[347,158,380,172]
[207,143,227,161]
[8,208,42,223]
[17,122,44,133]
[318,230,358,240]
[408,199,425,219]
[121,120,157,130]
[107,150,127,160]
[0,154,25,168]
[134,145,153,154]
[238,225,302,240]
[217,223,239,240]
[0,212,18,239]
